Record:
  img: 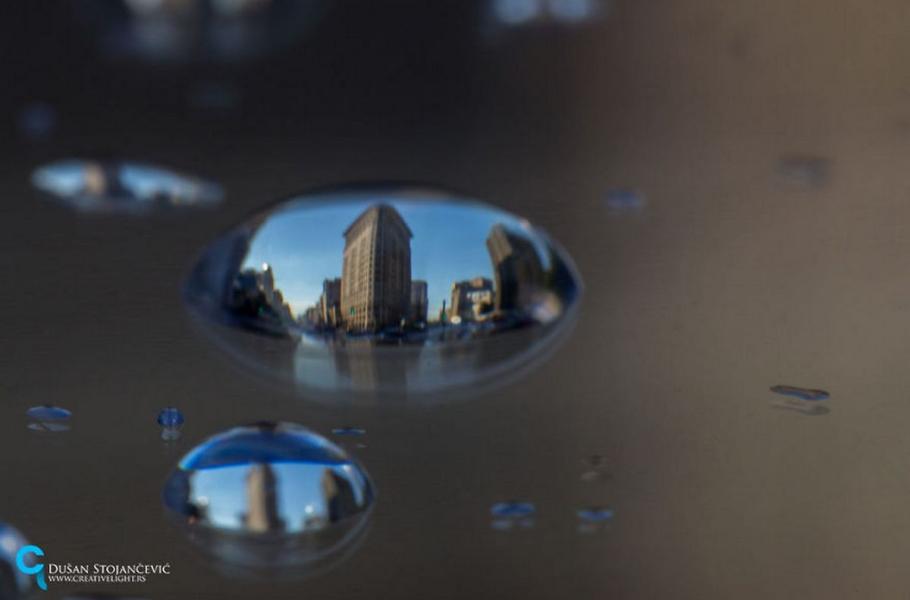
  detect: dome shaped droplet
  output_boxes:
[184,185,582,401]
[0,523,34,598]
[163,422,373,578]
[32,160,223,214]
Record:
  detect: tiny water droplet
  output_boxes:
[332,427,366,437]
[26,405,72,432]
[577,507,614,522]
[0,522,34,596]
[778,156,830,188]
[604,189,645,213]
[490,501,536,531]
[163,422,373,579]
[184,185,582,401]
[157,407,185,441]
[32,160,223,214]
[490,501,536,518]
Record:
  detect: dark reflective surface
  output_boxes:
[185,186,581,399]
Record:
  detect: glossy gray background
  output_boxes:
[3,1,909,598]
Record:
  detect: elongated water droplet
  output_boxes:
[32,160,222,214]
[331,427,366,437]
[26,405,72,432]
[577,507,614,522]
[0,523,34,598]
[184,185,582,401]
[604,189,645,214]
[770,385,829,401]
[163,422,373,579]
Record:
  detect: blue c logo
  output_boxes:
[15,544,47,591]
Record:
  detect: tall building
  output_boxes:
[340,204,413,332]
[450,277,494,322]
[486,224,545,314]
[409,280,428,324]
[320,278,342,326]
[243,463,284,533]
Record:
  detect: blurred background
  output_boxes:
[4,0,910,598]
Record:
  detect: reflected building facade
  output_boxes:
[243,463,285,533]
[341,205,413,332]
[486,224,544,315]
[409,280,428,324]
[320,278,342,327]
[450,277,494,322]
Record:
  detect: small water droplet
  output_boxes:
[32,160,223,214]
[577,507,614,522]
[778,156,831,188]
[163,422,373,578]
[157,407,185,441]
[770,385,829,401]
[604,189,645,213]
[26,405,72,432]
[184,185,582,401]
[18,102,56,141]
[0,522,34,597]
[490,501,536,531]
[331,427,366,437]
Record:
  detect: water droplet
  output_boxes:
[0,523,34,597]
[18,102,56,141]
[604,189,645,213]
[332,427,366,437]
[157,407,185,441]
[577,507,614,522]
[75,0,329,63]
[490,501,536,531]
[490,501,536,518]
[184,185,582,401]
[770,385,830,401]
[26,405,72,432]
[162,422,373,578]
[32,160,223,214]
[778,156,831,188]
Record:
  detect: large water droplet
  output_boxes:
[26,405,72,432]
[162,422,373,579]
[32,160,223,214]
[0,523,34,598]
[184,185,582,401]
[769,385,829,401]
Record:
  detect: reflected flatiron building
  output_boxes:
[243,463,285,534]
[340,205,413,332]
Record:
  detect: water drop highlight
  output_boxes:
[184,185,582,401]
[32,160,223,214]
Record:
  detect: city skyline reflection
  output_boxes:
[185,186,581,398]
